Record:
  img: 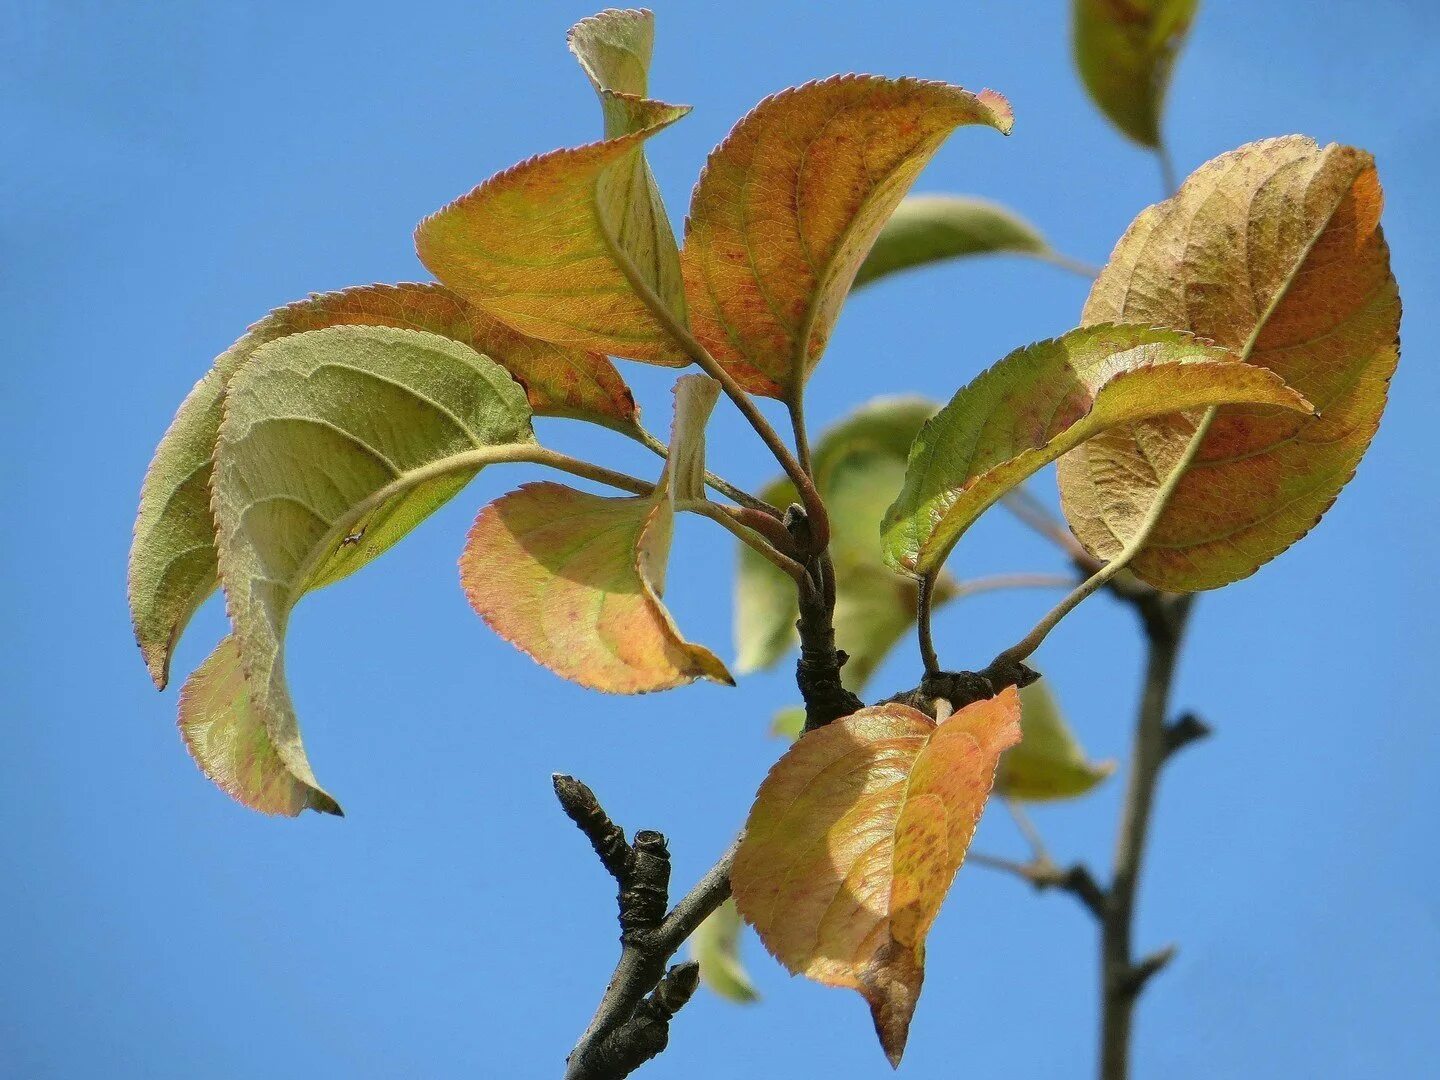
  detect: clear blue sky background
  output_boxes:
[3,2,1437,1077]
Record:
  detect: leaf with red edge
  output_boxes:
[732,691,1022,1065]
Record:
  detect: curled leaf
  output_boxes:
[683,76,1013,399]
[882,324,1313,579]
[854,195,1052,289]
[732,692,1022,1066]
[200,325,536,814]
[129,283,629,689]
[1058,137,1400,590]
[997,681,1114,801]
[690,898,760,1003]
[1073,0,1198,147]
[461,376,730,693]
[416,77,690,362]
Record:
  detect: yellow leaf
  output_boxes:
[732,691,1022,1065]
[997,681,1114,801]
[1058,137,1401,591]
[683,76,1012,399]
[460,376,730,693]
[1073,0,1198,147]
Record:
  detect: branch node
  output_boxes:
[554,774,631,882]
[1122,944,1178,998]
[619,831,671,939]
[1162,712,1212,760]
[581,963,701,1079]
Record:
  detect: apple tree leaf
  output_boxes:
[460,376,732,693]
[689,898,760,1004]
[853,195,1053,289]
[882,324,1312,580]
[1073,0,1198,147]
[683,76,1013,399]
[996,680,1114,801]
[1058,137,1400,590]
[732,691,1022,1065]
[129,283,631,690]
[193,324,537,814]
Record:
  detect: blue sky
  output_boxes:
[3,2,1437,1077]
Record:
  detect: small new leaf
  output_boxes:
[854,195,1052,289]
[882,324,1312,580]
[683,76,1013,399]
[732,692,1023,1066]
[1058,137,1400,590]
[997,681,1114,801]
[1072,0,1198,147]
[689,898,760,1004]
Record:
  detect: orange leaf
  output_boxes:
[732,691,1022,1065]
[1058,137,1401,590]
[682,76,1012,399]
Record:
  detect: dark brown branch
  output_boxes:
[556,775,737,1080]
[969,853,1107,920]
[878,657,1040,719]
[1163,711,1212,760]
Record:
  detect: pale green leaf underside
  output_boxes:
[997,680,1114,802]
[196,325,535,814]
[854,195,1051,289]
[690,898,760,1003]
[882,324,1313,579]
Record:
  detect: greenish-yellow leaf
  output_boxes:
[853,195,1051,289]
[1073,0,1198,147]
[683,76,1013,399]
[129,283,630,690]
[996,680,1114,801]
[690,898,760,1004]
[882,324,1312,580]
[195,324,536,814]
[1058,137,1401,591]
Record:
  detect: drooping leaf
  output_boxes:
[853,195,1052,289]
[416,84,690,362]
[690,898,760,1004]
[996,680,1114,801]
[732,692,1023,1065]
[1058,137,1401,590]
[734,398,956,685]
[460,377,732,693]
[1072,0,1198,147]
[199,324,537,814]
[882,324,1312,580]
[683,76,1013,399]
[129,283,630,689]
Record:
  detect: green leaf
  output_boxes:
[192,324,537,814]
[996,681,1114,801]
[770,705,806,741]
[129,283,632,689]
[853,195,1052,289]
[416,45,690,363]
[690,899,760,1004]
[734,397,953,686]
[1073,0,1198,147]
[881,324,1313,580]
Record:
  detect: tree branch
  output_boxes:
[969,853,1107,920]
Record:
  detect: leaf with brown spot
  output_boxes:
[416,35,691,364]
[882,324,1312,580]
[682,76,1013,399]
[732,692,1022,1066]
[461,377,731,693]
[1073,0,1198,147]
[128,283,630,690]
[1058,137,1401,591]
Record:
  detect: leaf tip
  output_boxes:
[860,940,924,1068]
[976,88,1014,134]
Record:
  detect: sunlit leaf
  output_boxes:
[690,898,760,1004]
[1058,137,1400,590]
[734,398,956,686]
[129,284,630,689]
[198,325,536,814]
[416,70,690,362]
[461,377,732,693]
[996,681,1114,801]
[733,692,1023,1065]
[683,76,1013,399]
[1072,0,1198,147]
[882,324,1312,579]
[854,195,1052,289]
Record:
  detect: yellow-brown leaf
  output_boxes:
[682,76,1012,399]
[1058,137,1401,590]
[732,691,1022,1065]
